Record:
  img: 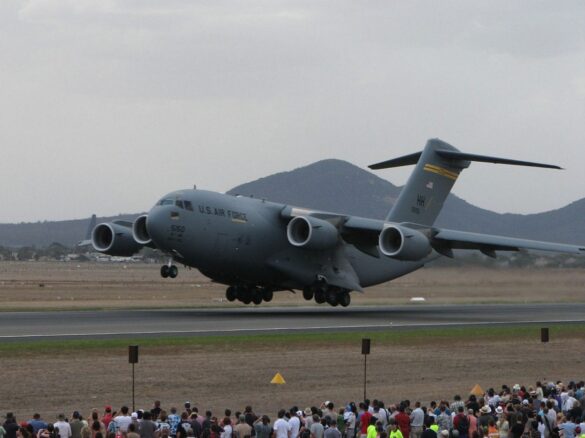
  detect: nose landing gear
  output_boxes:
[160,262,178,278]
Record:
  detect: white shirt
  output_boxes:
[289,416,301,438]
[114,415,133,432]
[273,418,291,438]
[54,421,72,438]
[221,425,233,438]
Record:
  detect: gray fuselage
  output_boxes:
[145,189,426,291]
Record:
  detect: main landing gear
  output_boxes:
[160,264,178,278]
[226,285,274,305]
[303,284,351,307]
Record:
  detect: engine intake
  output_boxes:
[132,215,152,245]
[378,225,432,261]
[287,216,339,250]
[91,223,143,257]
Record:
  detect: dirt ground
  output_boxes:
[1,262,585,421]
[2,331,585,423]
[1,261,584,310]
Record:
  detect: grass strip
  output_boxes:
[1,323,584,354]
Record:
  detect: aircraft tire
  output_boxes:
[314,290,326,304]
[326,290,338,306]
[302,287,314,301]
[226,286,237,302]
[339,291,351,307]
[168,265,178,278]
[160,265,170,278]
[262,290,273,302]
[252,291,263,305]
[239,288,252,304]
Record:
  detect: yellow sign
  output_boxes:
[470,384,484,396]
[271,372,286,384]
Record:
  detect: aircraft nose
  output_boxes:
[146,207,171,250]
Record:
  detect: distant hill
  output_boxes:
[0,159,584,247]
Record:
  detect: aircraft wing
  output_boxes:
[282,207,585,257]
[431,229,585,257]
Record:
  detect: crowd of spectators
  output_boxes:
[3,380,585,438]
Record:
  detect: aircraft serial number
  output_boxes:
[171,225,186,233]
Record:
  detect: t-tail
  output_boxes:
[369,138,561,227]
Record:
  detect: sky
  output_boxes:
[0,0,584,223]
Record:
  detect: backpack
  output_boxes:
[457,416,469,435]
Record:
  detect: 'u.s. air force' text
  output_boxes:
[198,205,248,222]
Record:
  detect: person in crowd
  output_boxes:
[325,418,341,438]
[102,409,113,431]
[311,415,324,438]
[28,416,48,435]
[395,404,410,438]
[273,411,290,438]
[54,415,72,438]
[410,403,424,438]
[253,417,271,438]
[4,414,19,438]
[234,415,252,438]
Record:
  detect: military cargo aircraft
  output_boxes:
[90,139,585,307]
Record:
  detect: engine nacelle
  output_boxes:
[287,216,339,250]
[378,225,432,261]
[132,215,152,245]
[91,223,143,257]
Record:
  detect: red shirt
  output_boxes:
[395,412,411,438]
[360,412,372,434]
[102,414,112,429]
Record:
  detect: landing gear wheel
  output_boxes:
[326,290,338,306]
[160,265,170,278]
[315,290,326,304]
[302,287,314,301]
[238,288,252,305]
[252,291,263,305]
[339,291,351,307]
[226,286,237,302]
[262,289,273,302]
[168,265,178,278]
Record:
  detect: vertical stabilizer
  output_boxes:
[369,138,562,227]
[371,139,468,226]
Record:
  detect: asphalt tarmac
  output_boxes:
[1,303,585,341]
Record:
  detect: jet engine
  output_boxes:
[132,215,152,245]
[287,216,339,250]
[378,225,432,261]
[91,223,143,256]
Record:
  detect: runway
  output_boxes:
[1,303,585,341]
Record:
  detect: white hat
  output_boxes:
[131,412,138,419]
[496,406,503,414]
[522,399,529,405]
[480,405,491,414]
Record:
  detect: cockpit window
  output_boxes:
[175,200,184,209]
[184,201,193,211]
[158,198,174,206]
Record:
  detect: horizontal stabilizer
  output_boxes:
[435,150,562,170]
[368,151,422,170]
